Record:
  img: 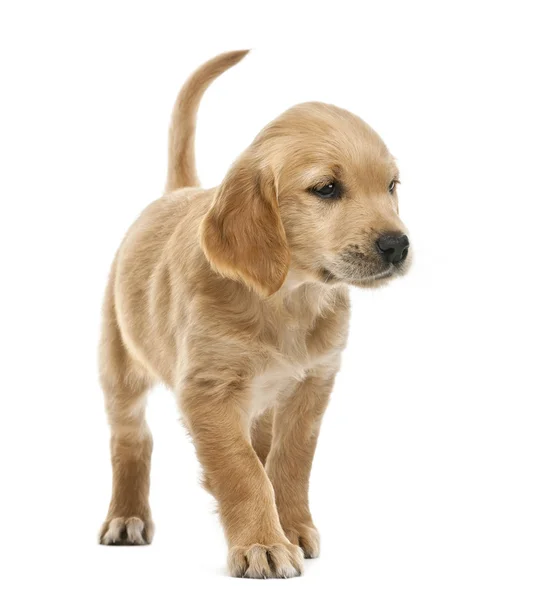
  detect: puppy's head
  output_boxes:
[200,102,411,296]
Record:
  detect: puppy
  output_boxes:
[99,50,411,578]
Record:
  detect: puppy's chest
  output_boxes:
[248,324,331,419]
[246,289,348,420]
[249,364,304,419]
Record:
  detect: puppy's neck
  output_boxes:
[280,269,318,292]
[269,269,346,317]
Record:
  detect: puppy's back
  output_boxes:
[106,51,250,384]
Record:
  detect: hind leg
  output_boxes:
[99,379,154,545]
[98,285,154,545]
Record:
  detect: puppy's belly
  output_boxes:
[249,366,306,420]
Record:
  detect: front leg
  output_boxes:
[265,370,337,558]
[179,367,304,578]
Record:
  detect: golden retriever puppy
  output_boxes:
[99,50,411,578]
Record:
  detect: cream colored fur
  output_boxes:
[98,50,411,579]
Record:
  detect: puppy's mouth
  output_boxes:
[319,265,395,286]
[319,248,411,287]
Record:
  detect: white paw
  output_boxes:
[228,542,304,578]
[99,516,154,545]
[284,523,320,558]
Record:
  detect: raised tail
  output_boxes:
[165,50,250,193]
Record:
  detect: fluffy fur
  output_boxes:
[99,50,411,578]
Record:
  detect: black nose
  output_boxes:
[376,233,410,264]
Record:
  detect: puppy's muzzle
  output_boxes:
[376,233,410,265]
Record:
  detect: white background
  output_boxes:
[1,1,545,598]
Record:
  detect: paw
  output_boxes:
[228,541,304,578]
[99,516,154,546]
[283,523,320,558]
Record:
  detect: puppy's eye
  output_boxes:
[311,181,341,200]
[388,179,399,194]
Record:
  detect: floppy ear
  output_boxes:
[199,155,290,297]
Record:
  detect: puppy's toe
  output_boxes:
[284,523,320,558]
[99,516,154,546]
[228,542,304,578]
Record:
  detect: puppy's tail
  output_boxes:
[165,50,250,192]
